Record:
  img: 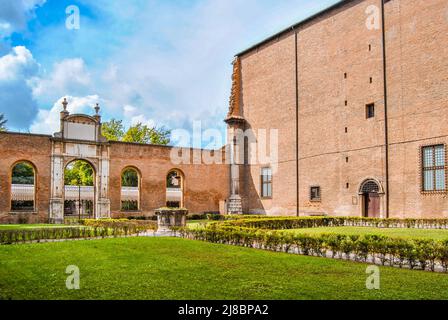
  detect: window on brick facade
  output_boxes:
[166,170,184,208]
[310,186,321,201]
[366,103,375,119]
[121,167,140,211]
[11,161,36,212]
[261,167,272,198]
[422,145,446,192]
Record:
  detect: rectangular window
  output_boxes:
[422,145,446,192]
[310,186,321,201]
[366,103,375,119]
[261,167,272,198]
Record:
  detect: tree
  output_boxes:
[0,114,7,132]
[64,161,94,186]
[101,119,170,145]
[12,162,34,184]
[101,119,124,141]
[121,169,139,187]
[122,123,170,145]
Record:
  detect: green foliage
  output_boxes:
[179,224,448,272]
[12,162,34,184]
[102,119,170,145]
[0,113,7,132]
[221,216,448,230]
[122,123,170,145]
[121,168,138,187]
[80,219,157,233]
[101,119,125,141]
[0,219,157,245]
[64,161,94,186]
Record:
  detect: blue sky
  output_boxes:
[0,0,338,145]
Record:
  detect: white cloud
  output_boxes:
[123,104,155,128]
[0,0,46,36]
[32,58,91,100]
[30,95,100,134]
[0,46,37,81]
[0,46,39,129]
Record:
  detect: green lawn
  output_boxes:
[0,224,72,230]
[1,237,448,300]
[284,227,448,240]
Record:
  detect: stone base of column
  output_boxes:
[227,195,243,215]
[49,198,64,224]
[96,199,111,219]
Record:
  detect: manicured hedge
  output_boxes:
[80,219,157,232]
[1,219,157,245]
[222,217,448,230]
[178,225,448,272]
[0,227,103,245]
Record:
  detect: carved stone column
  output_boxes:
[96,147,111,219]
[49,151,64,223]
[225,57,245,215]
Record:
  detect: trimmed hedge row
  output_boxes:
[79,219,157,232]
[0,226,138,245]
[1,219,157,245]
[178,226,448,272]
[222,217,448,230]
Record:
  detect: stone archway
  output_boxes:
[64,159,96,219]
[49,100,110,223]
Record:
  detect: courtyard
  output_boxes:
[2,236,448,300]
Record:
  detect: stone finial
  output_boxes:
[94,103,100,115]
[62,97,68,111]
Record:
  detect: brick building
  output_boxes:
[226,0,448,218]
[0,0,447,223]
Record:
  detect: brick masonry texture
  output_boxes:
[0,133,229,223]
[236,0,448,218]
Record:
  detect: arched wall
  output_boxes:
[108,142,230,217]
[0,133,52,223]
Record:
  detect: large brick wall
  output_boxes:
[108,142,229,216]
[236,0,448,218]
[0,132,229,223]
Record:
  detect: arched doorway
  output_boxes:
[121,167,140,212]
[64,160,95,219]
[359,179,382,218]
[11,161,36,212]
[166,169,184,208]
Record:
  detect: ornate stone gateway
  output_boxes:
[49,99,111,223]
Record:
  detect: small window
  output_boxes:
[369,77,373,83]
[344,73,347,79]
[422,145,446,192]
[366,103,375,119]
[310,186,321,201]
[261,167,272,198]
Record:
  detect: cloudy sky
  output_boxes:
[0,0,338,145]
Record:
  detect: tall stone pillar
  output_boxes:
[225,57,245,215]
[96,147,111,219]
[49,152,64,223]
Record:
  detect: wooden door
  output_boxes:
[365,193,380,218]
